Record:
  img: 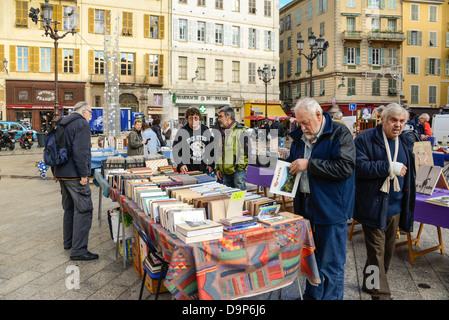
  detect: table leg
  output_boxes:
[115,209,121,259]
[121,208,127,269]
[396,224,445,265]
[98,185,103,226]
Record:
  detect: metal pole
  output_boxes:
[265,79,268,120]
[309,56,313,97]
[54,37,59,121]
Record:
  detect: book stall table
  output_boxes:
[151,219,320,300]
[395,188,449,264]
[107,179,320,300]
[116,194,320,300]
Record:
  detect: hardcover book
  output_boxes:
[269,160,300,198]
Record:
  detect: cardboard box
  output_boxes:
[132,241,142,277]
[144,275,168,294]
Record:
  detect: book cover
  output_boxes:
[416,165,443,195]
[269,160,300,198]
[425,195,449,207]
[258,211,303,226]
[176,220,223,237]
[175,230,223,244]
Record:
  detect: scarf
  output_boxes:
[381,130,401,193]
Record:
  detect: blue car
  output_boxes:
[0,121,39,140]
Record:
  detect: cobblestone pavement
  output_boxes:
[0,143,448,301]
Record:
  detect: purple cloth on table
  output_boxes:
[246,165,274,188]
[415,188,449,229]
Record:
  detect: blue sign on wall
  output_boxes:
[349,103,357,111]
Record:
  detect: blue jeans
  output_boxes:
[222,169,247,190]
[304,221,348,300]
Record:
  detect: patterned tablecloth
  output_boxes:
[112,188,320,300]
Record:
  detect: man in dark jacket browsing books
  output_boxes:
[354,103,416,300]
[53,101,98,261]
[285,97,356,300]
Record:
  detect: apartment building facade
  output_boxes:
[280,0,406,116]
[170,0,280,127]
[0,0,169,132]
[402,0,448,115]
[0,0,280,132]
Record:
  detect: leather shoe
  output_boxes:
[70,252,99,261]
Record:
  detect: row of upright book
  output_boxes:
[106,168,302,244]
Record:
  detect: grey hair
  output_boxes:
[333,111,343,119]
[73,101,91,115]
[381,103,409,122]
[419,113,430,120]
[218,106,235,120]
[293,97,322,116]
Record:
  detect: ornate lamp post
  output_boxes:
[29,0,77,124]
[297,32,329,97]
[257,65,276,121]
[3,58,8,75]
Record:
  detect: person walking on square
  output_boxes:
[216,106,249,190]
[53,101,98,260]
[354,103,416,300]
[286,97,356,300]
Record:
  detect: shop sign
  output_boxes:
[175,94,230,106]
[36,90,55,102]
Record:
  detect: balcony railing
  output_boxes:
[367,31,406,42]
[342,30,363,40]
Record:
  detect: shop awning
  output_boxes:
[255,104,288,118]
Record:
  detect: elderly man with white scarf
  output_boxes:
[353,103,416,300]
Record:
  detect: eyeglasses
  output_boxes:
[85,109,92,114]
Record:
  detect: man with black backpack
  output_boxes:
[52,101,98,261]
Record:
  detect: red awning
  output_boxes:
[6,104,73,110]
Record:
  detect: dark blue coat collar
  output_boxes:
[289,111,333,142]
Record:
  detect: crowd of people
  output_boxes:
[54,98,428,300]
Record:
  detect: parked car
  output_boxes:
[0,121,38,141]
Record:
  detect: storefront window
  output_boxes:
[15,111,32,129]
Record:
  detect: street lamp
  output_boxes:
[29,0,77,125]
[257,65,276,121]
[192,68,200,82]
[2,58,8,75]
[297,32,329,97]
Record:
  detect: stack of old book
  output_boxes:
[144,251,163,273]
[175,220,223,244]
[130,166,153,175]
[258,212,303,226]
[219,215,263,235]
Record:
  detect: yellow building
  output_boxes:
[402,0,447,115]
[440,0,449,108]
[280,0,405,116]
[0,0,168,131]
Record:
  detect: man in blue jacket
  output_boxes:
[53,101,98,261]
[286,98,356,300]
[354,103,415,300]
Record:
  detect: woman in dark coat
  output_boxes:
[127,119,146,156]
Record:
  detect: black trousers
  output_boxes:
[60,179,93,256]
